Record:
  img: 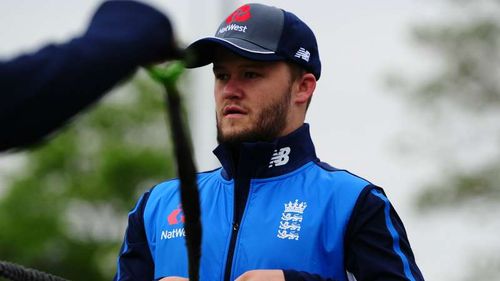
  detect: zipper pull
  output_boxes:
[232,222,239,231]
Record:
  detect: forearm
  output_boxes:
[0,0,174,151]
[0,38,137,150]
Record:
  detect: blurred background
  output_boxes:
[1,0,499,280]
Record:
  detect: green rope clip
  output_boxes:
[145,59,202,281]
[147,61,185,87]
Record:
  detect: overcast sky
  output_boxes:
[1,1,493,279]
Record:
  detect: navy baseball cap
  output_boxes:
[185,3,321,80]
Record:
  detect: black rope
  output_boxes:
[0,261,68,281]
[161,74,202,281]
[0,62,202,281]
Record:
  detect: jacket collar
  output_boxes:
[213,123,317,180]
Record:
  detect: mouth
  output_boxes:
[222,105,247,118]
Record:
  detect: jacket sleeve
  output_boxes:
[283,186,424,281]
[0,0,176,152]
[114,191,155,281]
[344,186,424,281]
[283,270,336,281]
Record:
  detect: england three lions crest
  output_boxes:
[277,199,307,240]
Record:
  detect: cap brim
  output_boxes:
[185,37,285,68]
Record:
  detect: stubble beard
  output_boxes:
[216,88,291,145]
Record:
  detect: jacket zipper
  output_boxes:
[223,175,251,281]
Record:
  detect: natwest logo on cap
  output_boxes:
[225,4,252,24]
[167,205,185,225]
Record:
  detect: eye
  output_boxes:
[214,72,229,81]
[243,71,260,79]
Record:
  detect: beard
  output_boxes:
[216,88,291,145]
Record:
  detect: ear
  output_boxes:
[293,73,316,105]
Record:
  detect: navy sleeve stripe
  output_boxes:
[370,189,416,281]
[128,193,146,216]
[115,240,127,280]
[115,193,145,280]
[113,190,154,281]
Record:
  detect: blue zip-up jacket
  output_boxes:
[115,124,424,281]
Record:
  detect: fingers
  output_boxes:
[235,269,285,281]
[159,277,189,281]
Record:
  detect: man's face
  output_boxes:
[213,51,295,144]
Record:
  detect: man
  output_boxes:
[0,0,177,152]
[115,3,424,281]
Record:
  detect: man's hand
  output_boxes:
[235,270,285,281]
[158,270,284,281]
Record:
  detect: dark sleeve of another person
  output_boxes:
[0,0,176,152]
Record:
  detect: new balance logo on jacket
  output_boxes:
[269,147,291,168]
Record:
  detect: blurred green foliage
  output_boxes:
[388,0,500,278]
[388,0,500,208]
[416,160,500,209]
[0,74,175,280]
[410,17,499,110]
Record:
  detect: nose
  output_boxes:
[221,77,243,100]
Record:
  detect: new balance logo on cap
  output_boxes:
[269,147,291,168]
[295,47,310,62]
